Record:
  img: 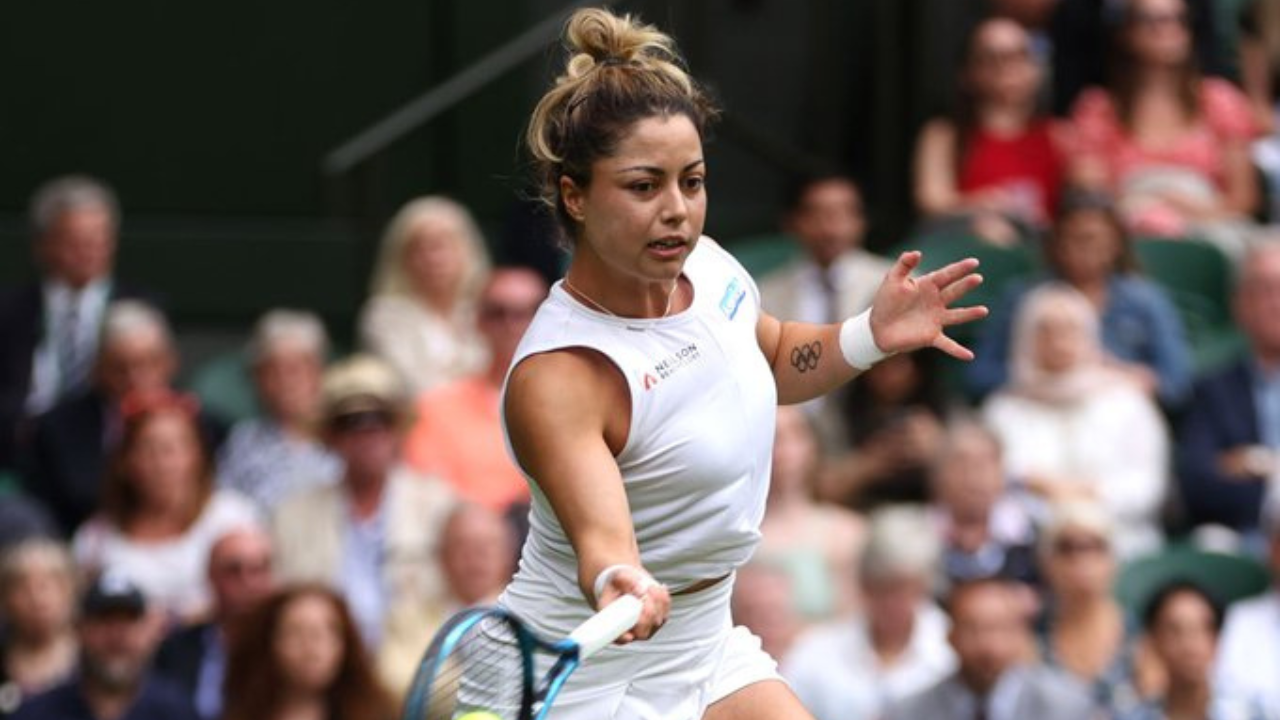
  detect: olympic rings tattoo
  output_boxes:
[790,342,822,373]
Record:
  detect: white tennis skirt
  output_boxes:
[500,573,782,719]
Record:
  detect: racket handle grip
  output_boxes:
[568,594,644,660]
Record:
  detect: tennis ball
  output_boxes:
[456,713,503,720]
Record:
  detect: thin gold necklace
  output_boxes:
[562,277,678,319]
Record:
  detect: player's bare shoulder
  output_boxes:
[505,347,632,455]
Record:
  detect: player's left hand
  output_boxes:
[869,251,988,360]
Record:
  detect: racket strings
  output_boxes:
[419,615,533,720]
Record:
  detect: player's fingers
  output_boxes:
[923,257,980,290]
[942,305,989,326]
[939,273,984,305]
[933,333,975,361]
[888,251,922,281]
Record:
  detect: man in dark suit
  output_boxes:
[885,579,1093,720]
[0,176,146,476]
[1178,243,1280,539]
[19,300,224,536]
[153,527,275,720]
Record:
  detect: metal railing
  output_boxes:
[322,0,616,178]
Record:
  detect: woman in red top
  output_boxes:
[914,17,1066,246]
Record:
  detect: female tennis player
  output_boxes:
[499,8,987,719]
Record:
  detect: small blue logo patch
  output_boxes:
[719,278,746,320]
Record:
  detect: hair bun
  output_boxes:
[562,7,677,78]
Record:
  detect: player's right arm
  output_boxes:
[504,347,670,642]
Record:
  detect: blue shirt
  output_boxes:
[968,275,1192,406]
[13,677,199,720]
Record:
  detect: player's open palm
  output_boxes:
[869,251,988,360]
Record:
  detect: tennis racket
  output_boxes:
[401,594,644,720]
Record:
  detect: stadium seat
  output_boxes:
[727,233,803,279]
[1133,238,1244,372]
[1115,543,1269,616]
[187,351,260,425]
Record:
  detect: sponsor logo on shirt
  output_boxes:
[641,342,701,390]
[719,278,746,320]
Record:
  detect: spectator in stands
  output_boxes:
[1126,580,1267,720]
[757,173,892,452]
[152,527,275,720]
[71,390,259,623]
[1214,494,1280,715]
[1178,240,1280,543]
[14,571,197,720]
[216,310,340,512]
[221,584,394,720]
[271,355,455,651]
[755,406,863,623]
[929,420,1037,589]
[377,503,516,698]
[782,506,954,720]
[914,17,1066,245]
[968,189,1193,408]
[359,196,490,396]
[0,539,78,717]
[20,300,225,536]
[982,283,1169,558]
[1035,502,1147,717]
[885,578,1092,720]
[760,173,890,326]
[404,266,547,513]
[731,562,804,662]
[818,350,951,510]
[1068,0,1261,257]
[0,176,149,476]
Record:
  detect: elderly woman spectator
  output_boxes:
[968,190,1192,408]
[271,355,455,651]
[982,283,1169,558]
[914,17,1066,245]
[0,539,79,717]
[358,196,491,395]
[71,390,259,623]
[221,584,394,720]
[1035,502,1150,718]
[755,405,864,624]
[216,310,340,512]
[1068,0,1261,257]
[782,506,955,720]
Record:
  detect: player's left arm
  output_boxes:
[757,251,988,405]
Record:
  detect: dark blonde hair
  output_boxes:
[525,7,719,243]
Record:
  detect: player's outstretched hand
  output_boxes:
[597,565,670,645]
[869,251,988,360]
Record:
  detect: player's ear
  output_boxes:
[560,175,587,224]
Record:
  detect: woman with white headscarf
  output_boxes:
[981,282,1169,558]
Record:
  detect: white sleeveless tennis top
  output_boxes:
[500,237,777,630]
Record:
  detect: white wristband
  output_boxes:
[592,564,635,603]
[839,309,892,370]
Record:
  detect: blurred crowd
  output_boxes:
[1,0,1280,719]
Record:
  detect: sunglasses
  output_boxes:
[214,557,272,577]
[329,410,396,433]
[972,46,1032,67]
[1052,536,1109,557]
